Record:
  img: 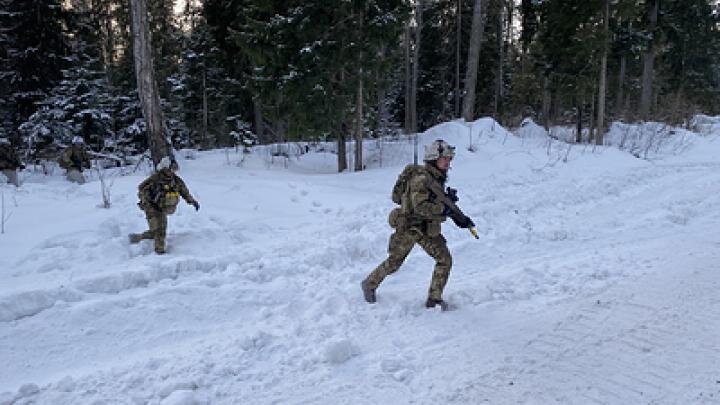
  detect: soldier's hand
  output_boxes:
[19,164,25,170]
[191,200,200,211]
[445,187,459,203]
[441,203,452,216]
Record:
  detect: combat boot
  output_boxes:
[361,279,376,303]
[425,297,449,311]
[128,233,143,244]
[154,239,166,255]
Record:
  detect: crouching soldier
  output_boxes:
[361,140,475,310]
[58,136,92,184]
[129,157,199,254]
[0,137,23,186]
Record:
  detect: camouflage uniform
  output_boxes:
[364,163,453,303]
[0,142,22,186]
[129,168,198,254]
[58,144,92,184]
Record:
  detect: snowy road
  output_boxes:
[1,120,719,404]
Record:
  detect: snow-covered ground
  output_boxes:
[1,118,719,404]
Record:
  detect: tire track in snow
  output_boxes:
[444,242,720,404]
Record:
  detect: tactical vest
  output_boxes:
[144,174,181,214]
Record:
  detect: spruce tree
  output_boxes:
[0,0,70,141]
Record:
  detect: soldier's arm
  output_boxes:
[408,175,444,219]
[175,176,196,203]
[137,175,156,200]
[82,149,92,167]
[58,149,69,165]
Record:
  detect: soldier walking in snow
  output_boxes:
[129,157,199,254]
[58,136,92,184]
[0,137,23,186]
[361,140,476,310]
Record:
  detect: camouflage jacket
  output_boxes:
[400,163,448,235]
[0,144,21,170]
[58,145,92,170]
[138,170,195,210]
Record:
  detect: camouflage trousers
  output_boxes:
[65,168,85,184]
[364,228,452,301]
[133,207,168,253]
[2,169,18,186]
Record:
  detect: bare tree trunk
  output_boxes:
[410,1,422,134]
[404,26,412,133]
[130,0,171,166]
[616,53,626,119]
[640,0,658,120]
[542,75,551,131]
[552,90,561,125]
[589,86,596,143]
[202,68,208,148]
[596,0,609,145]
[576,101,583,143]
[376,47,389,138]
[494,0,505,119]
[354,68,364,172]
[97,0,114,83]
[462,0,486,122]
[253,97,263,143]
[337,122,347,172]
[377,82,387,137]
[455,0,462,118]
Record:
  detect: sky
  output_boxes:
[174,0,190,15]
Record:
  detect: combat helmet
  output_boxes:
[423,139,455,161]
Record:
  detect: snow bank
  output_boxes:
[2,116,720,404]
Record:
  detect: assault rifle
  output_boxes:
[426,182,479,239]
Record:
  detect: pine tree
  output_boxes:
[0,0,70,141]
[169,2,237,149]
[18,3,116,159]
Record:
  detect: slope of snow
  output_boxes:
[1,118,719,404]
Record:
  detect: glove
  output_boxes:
[441,203,452,216]
[191,200,200,211]
[19,164,25,170]
[445,187,459,203]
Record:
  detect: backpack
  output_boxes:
[391,164,426,209]
[157,183,180,214]
[143,175,180,214]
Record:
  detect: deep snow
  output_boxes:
[1,118,719,404]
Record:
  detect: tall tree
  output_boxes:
[130,0,172,164]
[19,3,116,158]
[0,0,69,141]
[462,0,485,121]
[639,0,658,120]
[410,1,423,134]
[455,0,462,117]
[596,0,610,144]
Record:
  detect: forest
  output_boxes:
[1,0,719,170]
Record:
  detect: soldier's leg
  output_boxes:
[130,208,157,243]
[364,230,418,290]
[152,213,168,254]
[418,234,453,301]
[2,169,18,186]
[66,169,85,184]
